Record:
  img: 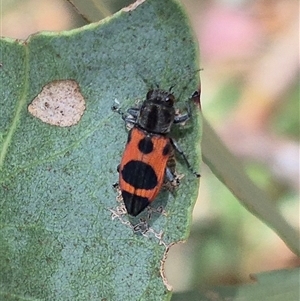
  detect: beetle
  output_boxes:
[113,88,200,216]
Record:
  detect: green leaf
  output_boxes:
[172,268,300,301]
[202,118,299,256]
[0,0,201,300]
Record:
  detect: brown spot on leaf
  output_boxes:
[28,80,86,127]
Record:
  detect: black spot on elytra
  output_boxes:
[138,136,153,154]
[162,142,171,156]
[121,160,157,190]
[122,191,150,216]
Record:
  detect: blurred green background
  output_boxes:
[1,0,299,293]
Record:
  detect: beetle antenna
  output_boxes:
[169,85,175,92]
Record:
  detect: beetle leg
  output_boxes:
[163,167,181,193]
[165,167,177,183]
[170,138,200,178]
[127,107,139,118]
[112,182,119,189]
[173,100,191,124]
[173,112,190,124]
[173,90,200,124]
[112,105,138,126]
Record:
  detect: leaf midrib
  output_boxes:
[0,43,29,170]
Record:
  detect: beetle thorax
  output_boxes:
[136,89,176,134]
[137,99,175,134]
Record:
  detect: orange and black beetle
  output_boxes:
[113,89,200,216]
